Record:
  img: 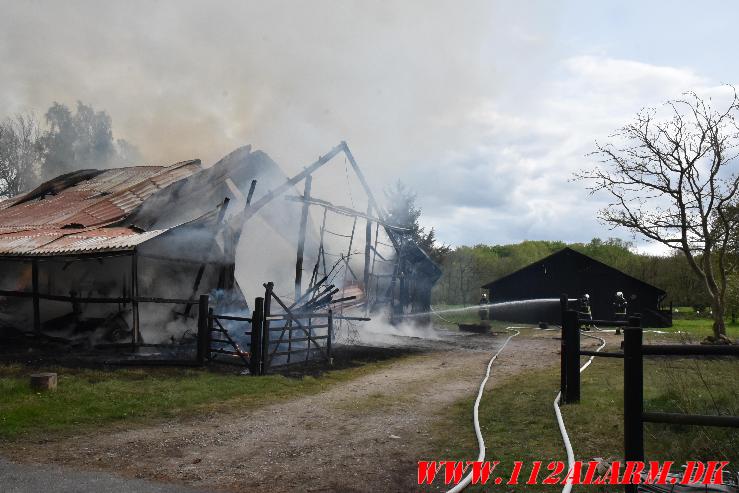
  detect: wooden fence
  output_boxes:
[196,282,357,374]
[559,295,739,493]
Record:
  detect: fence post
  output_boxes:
[623,316,643,493]
[560,293,568,398]
[196,294,209,365]
[261,282,273,375]
[327,309,333,365]
[207,307,214,362]
[564,309,581,403]
[250,297,264,376]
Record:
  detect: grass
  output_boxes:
[426,357,738,491]
[0,357,401,441]
[663,318,739,340]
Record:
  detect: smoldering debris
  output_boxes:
[0,142,442,368]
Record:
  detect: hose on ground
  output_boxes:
[445,327,520,493]
[555,330,606,493]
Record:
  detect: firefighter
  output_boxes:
[579,293,593,329]
[614,291,628,320]
[478,292,489,320]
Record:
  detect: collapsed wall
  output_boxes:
[0,146,311,350]
[0,142,442,362]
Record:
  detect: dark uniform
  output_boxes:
[479,294,489,320]
[614,292,628,320]
[579,294,593,328]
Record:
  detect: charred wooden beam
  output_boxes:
[242,144,344,222]
[196,294,210,365]
[283,195,407,230]
[295,175,312,301]
[31,259,40,333]
[131,251,140,347]
[363,203,372,309]
[341,141,401,252]
[0,290,198,304]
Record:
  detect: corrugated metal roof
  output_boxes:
[0,160,201,256]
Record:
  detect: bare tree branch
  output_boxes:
[576,88,739,339]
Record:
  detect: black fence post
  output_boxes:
[564,309,581,403]
[196,294,209,365]
[250,297,264,376]
[560,294,568,398]
[327,309,333,365]
[623,316,643,493]
[261,283,273,375]
[207,307,214,363]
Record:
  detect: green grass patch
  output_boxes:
[659,318,739,340]
[0,359,398,441]
[427,357,738,491]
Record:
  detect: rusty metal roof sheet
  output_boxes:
[0,160,202,256]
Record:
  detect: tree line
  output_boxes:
[431,238,722,312]
[0,101,139,198]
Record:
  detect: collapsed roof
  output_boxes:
[0,145,297,257]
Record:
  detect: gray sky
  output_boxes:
[2,0,737,252]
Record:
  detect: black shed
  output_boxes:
[481,248,671,327]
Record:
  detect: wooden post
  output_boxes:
[363,204,372,308]
[196,294,210,365]
[207,307,214,362]
[262,282,273,375]
[564,309,580,404]
[319,208,328,277]
[623,316,644,493]
[295,175,312,301]
[246,179,257,205]
[131,251,140,348]
[31,259,40,333]
[559,293,568,399]
[327,309,333,364]
[250,297,264,375]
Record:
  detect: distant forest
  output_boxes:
[432,238,720,310]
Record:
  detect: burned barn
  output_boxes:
[0,142,441,368]
[482,247,672,327]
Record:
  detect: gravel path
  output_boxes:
[1,329,564,492]
[0,457,210,493]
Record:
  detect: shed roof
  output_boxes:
[0,160,201,256]
[481,247,666,295]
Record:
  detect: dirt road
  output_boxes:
[3,329,565,492]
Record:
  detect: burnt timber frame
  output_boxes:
[0,249,210,356]
[237,141,417,316]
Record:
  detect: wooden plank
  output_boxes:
[363,204,372,310]
[131,251,140,346]
[31,259,40,333]
[268,324,329,332]
[295,175,312,301]
[196,295,209,365]
[250,297,264,375]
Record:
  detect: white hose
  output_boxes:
[555,330,606,493]
[445,327,520,493]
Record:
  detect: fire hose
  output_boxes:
[554,330,606,493]
[445,327,521,493]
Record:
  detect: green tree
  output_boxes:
[0,113,42,197]
[39,101,140,180]
[384,181,449,264]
